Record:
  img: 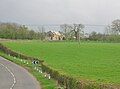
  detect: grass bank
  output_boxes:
[0,51,57,89]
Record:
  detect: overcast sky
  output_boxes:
[0,0,120,25]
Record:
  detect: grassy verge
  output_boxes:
[0,51,57,89]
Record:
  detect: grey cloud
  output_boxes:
[0,0,120,25]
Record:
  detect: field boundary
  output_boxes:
[0,43,120,89]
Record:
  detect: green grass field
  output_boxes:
[2,40,120,84]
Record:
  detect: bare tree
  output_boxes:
[60,24,71,40]
[38,26,45,40]
[111,19,120,35]
[105,25,111,35]
[72,24,84,42]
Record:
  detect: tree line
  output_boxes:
[0,22,85,41]
[88,19,120,42]
[0,19,120,42]
[0,23,44,40]
[60,19,120,42]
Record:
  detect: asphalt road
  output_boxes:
[0,56,41,89]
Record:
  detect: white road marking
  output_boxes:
[0,63,16,89]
